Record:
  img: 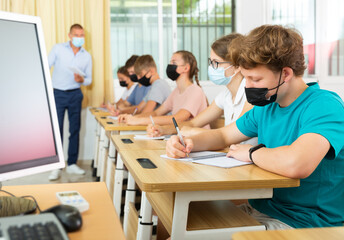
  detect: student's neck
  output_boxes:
[150,73,160,83]
[278,77,308,108]
[127,81,134,89]
[226,72,243,101]
[176,75,193,93]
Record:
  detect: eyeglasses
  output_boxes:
[208,58,231,70]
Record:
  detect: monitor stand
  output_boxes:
[0,182,37,217]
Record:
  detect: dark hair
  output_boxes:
[234,25,307,76]
[134,55,157,75]
[117,66,129,77]
[211,33,243,60]
[70,24,83,33]
[125,55,139,69]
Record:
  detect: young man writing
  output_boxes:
[166,25,344,229]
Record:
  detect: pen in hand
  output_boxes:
[132,108,138,116]
[172,117,189,158]
[150,115,155,126]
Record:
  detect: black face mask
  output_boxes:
[245,71,284,106]
[119,81,128,87]
[166,64,180,81]
[138,72,151,86]
[129,74,138,82]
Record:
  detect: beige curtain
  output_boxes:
[0,0,113,107]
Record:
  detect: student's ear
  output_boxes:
[282,67,294,83]
[183,63,190,74]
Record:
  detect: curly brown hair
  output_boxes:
[231,25,306,76]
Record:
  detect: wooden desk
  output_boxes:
[94,116,146,182]
[111,134,166,151]
[232,227,344,240]
[89,108,111,178]
[1,182,125,240]
[89,107,111,117]
[111,134,167,235]
[119,149,299,240]
[98,117,147,132]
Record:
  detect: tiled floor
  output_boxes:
[2,160,96,186]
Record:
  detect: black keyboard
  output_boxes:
[0,213,69,240]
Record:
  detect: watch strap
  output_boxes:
[249,144,266,164]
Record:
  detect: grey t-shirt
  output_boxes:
[143,79,171,109]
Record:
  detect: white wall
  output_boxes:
[235,0,267,34]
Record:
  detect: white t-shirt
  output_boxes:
[121,83,137,100]
[214,79,258,145]
[214,79,246,126]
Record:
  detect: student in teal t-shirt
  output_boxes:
[165,25,344,229]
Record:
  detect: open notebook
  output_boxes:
[134,134,172,140]
[161,151,252,168]
[107,116,118,120]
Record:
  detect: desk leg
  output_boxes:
[137,191,153,240]
[105,141,116,190]
[92,122,100,175]
[171,190,269,240]
[97,127,106,178]
[123,172,136,236]
[113,153,125,216]
[171,192,190,240]
[100,134,109,182]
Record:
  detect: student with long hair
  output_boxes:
[147,33,252,137]
[119,50,208,126]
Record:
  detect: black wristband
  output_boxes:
[249,144,266,164]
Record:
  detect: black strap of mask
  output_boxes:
[268,71,285,93]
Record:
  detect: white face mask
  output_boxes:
[208,65,234,85]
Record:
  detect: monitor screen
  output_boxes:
[0,11,65,181]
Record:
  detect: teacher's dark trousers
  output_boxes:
[53,88,83,165]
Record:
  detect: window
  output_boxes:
[269,0,316,76]
[325,0,344,76]
[110,0,161,75]
[176,0,234,80]
[110,0,234,81]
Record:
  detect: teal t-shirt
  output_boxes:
[236,83,344,228]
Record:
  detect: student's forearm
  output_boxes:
[189,129,228,152]
[136,112,157,118]
[134,115,177,126]
[190,123,249,152]
[119,106,136,114]
[249,134,329,179]
[160,121,193,135]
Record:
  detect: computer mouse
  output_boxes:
[42,204,82,232]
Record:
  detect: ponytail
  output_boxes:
[175,50,208,106]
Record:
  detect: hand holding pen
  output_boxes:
[171,117,191,158]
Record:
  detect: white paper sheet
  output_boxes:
[68,66,86,77]
[134,135,167,140]
[160,151,252,168]
[107,116,118,120]
[96,107,109,112]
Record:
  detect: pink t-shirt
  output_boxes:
[162,84,208,119]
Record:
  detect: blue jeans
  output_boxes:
[54,89,83,165]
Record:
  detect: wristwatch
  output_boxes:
[249,144,266,164]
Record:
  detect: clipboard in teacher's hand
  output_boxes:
[68,66,86,77]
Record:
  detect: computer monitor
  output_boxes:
[0,11,65,183]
